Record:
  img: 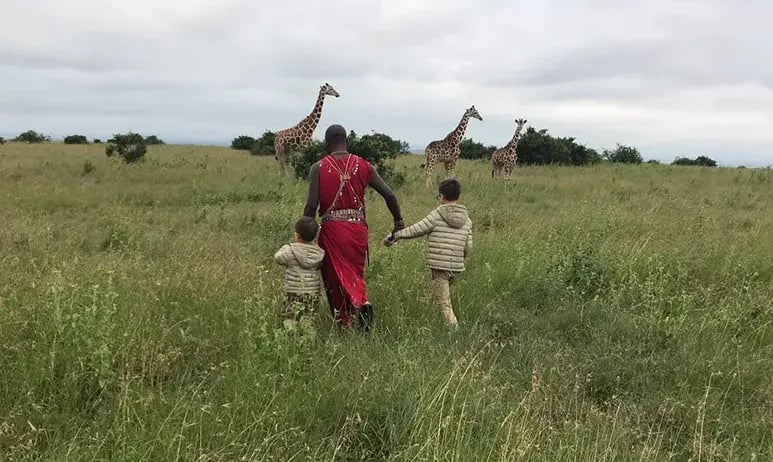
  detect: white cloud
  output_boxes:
[0,0,771,165]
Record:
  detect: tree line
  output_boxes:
[4,130,164,146]
[3,128,720,170]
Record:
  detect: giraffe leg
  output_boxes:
[274,139,287,176]
[445,159,457,180]
[424,157,436,187]
[504,163,514,180]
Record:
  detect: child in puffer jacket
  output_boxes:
[386,179,472,328]
[274,217,325,328]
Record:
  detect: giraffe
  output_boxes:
[273,83,340,175]
[420,105,483,186]
[491,117,527,179]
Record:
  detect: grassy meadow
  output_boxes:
[1,142,772,461]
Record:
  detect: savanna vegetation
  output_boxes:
[0,141,771,461]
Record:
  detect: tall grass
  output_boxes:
[1,143,771,460]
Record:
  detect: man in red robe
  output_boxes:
[303,125,405,331]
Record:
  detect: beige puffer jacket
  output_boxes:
[393,203,473,272]
[274,243,325,295]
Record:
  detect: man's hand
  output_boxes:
[391,219,405,236]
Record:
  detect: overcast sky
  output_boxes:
[1,0,772,166]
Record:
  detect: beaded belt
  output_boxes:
[322,208,366,223]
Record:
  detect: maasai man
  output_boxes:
[302,124,405,331]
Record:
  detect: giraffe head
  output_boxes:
[516,118,527,128]
[466,105,483,121]
[320,82,340,98]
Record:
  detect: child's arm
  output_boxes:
[393,210,438,241]
[273,244,292,265]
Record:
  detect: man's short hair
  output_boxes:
[324,124,347,146]
[438,178,461,201]
[295,217,319,242]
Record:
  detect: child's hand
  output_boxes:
[383,234,396,247]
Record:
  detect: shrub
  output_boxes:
[231,135,257,151]
[0,137,5,145]
[290,130,407,187]
[646,159,661,165]
[94,139,102,144]
[82,160,95,175]
[603,143,643,164]
[14,130,50,143]
[106,132,147,164]
[459,138,497,160]
[672,156,718,167]
[64,134,89,145]
[250,131,277,156]
[144,135,165,145]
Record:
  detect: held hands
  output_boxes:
[391,218,405,235]
[384,218,404,247]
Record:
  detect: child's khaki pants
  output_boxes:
[430,269,459,327]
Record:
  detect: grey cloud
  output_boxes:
[1,0,772,166]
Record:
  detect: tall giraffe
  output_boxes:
[273,83,340,175]
[420,105,483,186]
[491,118,527,179]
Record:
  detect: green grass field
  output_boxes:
[1,143,771,461]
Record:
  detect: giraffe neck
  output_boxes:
[300,89,326,132]
[506,127,525,151]
[448,113,471,145]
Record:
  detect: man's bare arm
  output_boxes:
[368,165,403,229]
[302,162,321,218]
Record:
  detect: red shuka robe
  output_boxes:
[316,153,372,326]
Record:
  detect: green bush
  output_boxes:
[290,130,407,187]
[81,160,95,175]
[231,135,256,151]
[144,135,165,145]
[14,130,50,143]
[603,143,643,164]
[672,156,717,167]
[64,134,90,145]
[459,138,497,160]
[105,132,147,164]
[249,131,276,156]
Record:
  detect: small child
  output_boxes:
[274,217,326,328]
[386,179,472,328]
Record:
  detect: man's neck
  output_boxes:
[327,145,348,156]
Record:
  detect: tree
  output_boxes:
[105,132,147,164]
[517,127,571,165]
[231,135,256,151]
[249,131,277,156]
[672,157,695,166]
[672,155,717,167]
[646,159,661,165]
[695,155,717,167]
[93,139,102,144]
[290,130,407,187]
[459,138,497,160]
[560,136,602,165]
[144,135,165,145]
[64,134,89,145]
[14,130,50,143]
[603,143,643,164]
[0,137,5,145]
